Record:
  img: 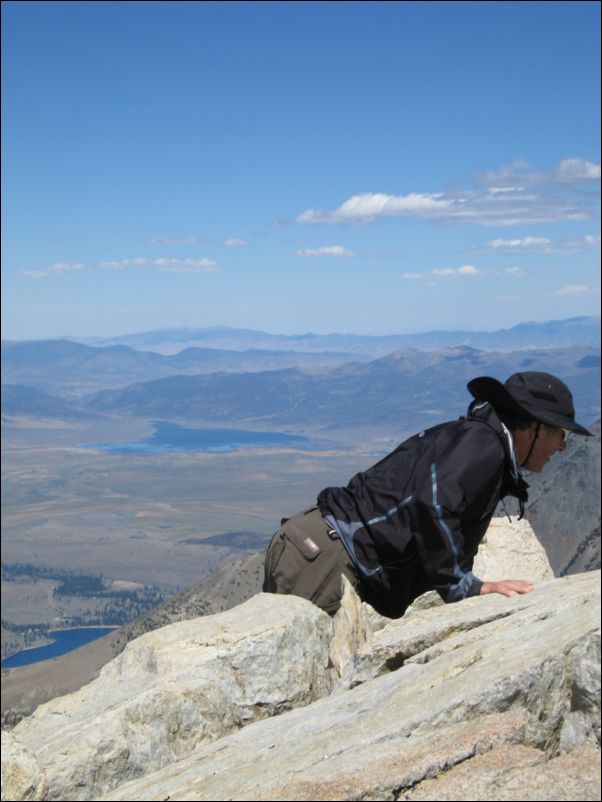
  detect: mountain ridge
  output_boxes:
[83,344,600,432]
[6,315,599,355]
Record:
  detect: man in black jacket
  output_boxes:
[263,372,591,618]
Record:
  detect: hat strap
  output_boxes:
[521,423,541,468]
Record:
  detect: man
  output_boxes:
[263,372,591,619]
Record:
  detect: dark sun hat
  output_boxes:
[467,371,591,436]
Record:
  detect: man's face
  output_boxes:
[522,423,568,472]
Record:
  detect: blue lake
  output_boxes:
[85,421,337,454]
[1,627,115,669]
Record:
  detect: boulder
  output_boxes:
[8,594,334,801]
[473,515,555,584]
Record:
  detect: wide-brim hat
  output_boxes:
[467,371,591,436]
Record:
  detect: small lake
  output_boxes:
[84,420,337,454]
[1,627,115,669]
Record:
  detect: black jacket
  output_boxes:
[317,401,529,618]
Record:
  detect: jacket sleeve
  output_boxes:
[411,425,505,603]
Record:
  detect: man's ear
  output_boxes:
[527,421,539,438]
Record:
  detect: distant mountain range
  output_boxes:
[84,344,600,433]
[1,339,365,397]
[16,315,602,355]
[3,345,600,435]
[2,316,600,436]
[0,384,95,421]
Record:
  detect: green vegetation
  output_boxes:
[1,563,165,628]
[1,621,49,648]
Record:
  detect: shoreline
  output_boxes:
[1,626,118,669]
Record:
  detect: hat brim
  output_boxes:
[467,376,592,436]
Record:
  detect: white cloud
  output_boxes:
[21,262,87,278]
[21,256,221,278]
[482,233,600,254]
[475,157,601,187]
[152,258,220,274]
[98,258,147,270]
[432,264,480,277]
[475,159,530,186]
[298,193,453,225]
[295,245,354,258]
[401,264,526,282]
[564,233,602,251]
[487,236,553,251]
[487,186,526,194]
[145,236,204,245]
[223,238,248,247]
[555,158,601,181]
[298,157,601,227]
[554,284,591,296]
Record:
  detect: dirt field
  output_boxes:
[2,414,375,642]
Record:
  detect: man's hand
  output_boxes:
[480,579,534,598]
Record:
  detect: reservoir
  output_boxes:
[1,627,115,669]
[85,420,336,454]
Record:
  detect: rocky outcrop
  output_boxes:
[102,573,600,801]
[2,520,600,802]
[6,595,333,801]
[522,419,601,575]
[399,742,601,800]
[472,516,555,584]
[0,732,47,801]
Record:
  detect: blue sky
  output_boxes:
[2,0,600,340]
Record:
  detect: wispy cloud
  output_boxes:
[485,236,553,251]
[21,262,87,278]
[554,284,594,297]
[481,233,601,254]
[152,258,220,274]
[432,264,480,277]
[98,258,147,270]
[554,158,601,181]
[295,245,354,258]
[297,158,601,227]
[21,257,221,278]
[223,238,249,247]
[474,157,601,186]
[145,236,204,245]
[402,265,525,281]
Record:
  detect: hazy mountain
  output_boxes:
[0,385,95,421]
[4,316,598,402]
[71,315,601,355]
[1,339,367,397]
[85,345,601,433]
